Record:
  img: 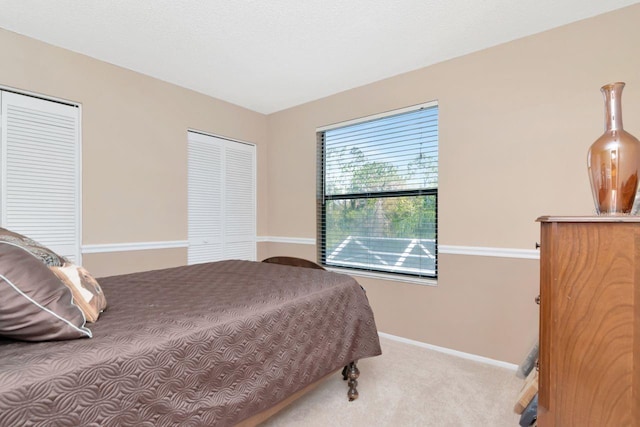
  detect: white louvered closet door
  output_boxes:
[188,132,224,264]
[188,131,255,264]
[0,91,81,262]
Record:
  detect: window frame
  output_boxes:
[316,101,438,281]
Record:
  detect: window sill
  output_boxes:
[325,267,437,287]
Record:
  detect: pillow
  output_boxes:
[0,242,92,341]
[50,263,107,323]
[0,227,107,322]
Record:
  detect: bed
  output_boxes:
[0,258,382,426]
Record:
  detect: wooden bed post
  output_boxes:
[342,361,360,401]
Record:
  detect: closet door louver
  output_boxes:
[0,92,80,262]
[188,132,224,264]
[188,131,255,265]
[224,141,255,260]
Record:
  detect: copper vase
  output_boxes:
[587,82,640,215]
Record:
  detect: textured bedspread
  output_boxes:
[0,260,381,426]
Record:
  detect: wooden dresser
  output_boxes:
[536,216,640,426]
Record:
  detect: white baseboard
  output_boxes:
[378,331,518,371]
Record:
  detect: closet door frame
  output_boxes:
[187,129,256,264]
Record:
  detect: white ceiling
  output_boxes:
[0,0,638,114]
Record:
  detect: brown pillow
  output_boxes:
[0,227,107,322]
[50,263,107,323]
[0,242,92,341]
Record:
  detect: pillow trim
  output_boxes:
[0,240,58,262]
[0,272,92,338]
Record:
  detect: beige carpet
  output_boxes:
[262,336,522,426]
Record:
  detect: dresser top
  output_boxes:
[537,215,640,223]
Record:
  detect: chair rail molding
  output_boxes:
[82,240,188,254]
[83,237,540,260]
[257,237,540,260]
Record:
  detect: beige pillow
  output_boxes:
[50,263,107,323]
[0,242,92,341]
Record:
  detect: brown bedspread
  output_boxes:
[0,260,381,426]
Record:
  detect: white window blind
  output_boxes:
[187,131,256,264]
[317,103,438,278]
[0,91,81,262]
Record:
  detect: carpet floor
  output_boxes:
[262,336,522,426]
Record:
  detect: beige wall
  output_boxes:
[1,5,639,364]
[0,27,269,273]
[264,4,640,364]
[83,248,187,278]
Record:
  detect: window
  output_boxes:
[0,90,81,262]
[317,102,438,279]
[187,130,256,264]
